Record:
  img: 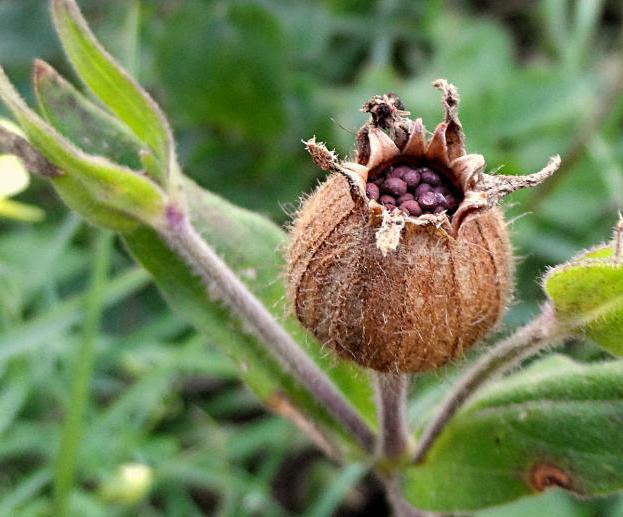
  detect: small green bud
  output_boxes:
[100,463,154,505]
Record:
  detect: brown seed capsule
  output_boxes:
[288,81,560,372]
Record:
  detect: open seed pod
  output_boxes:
[286,80,560,373]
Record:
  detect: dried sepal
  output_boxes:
[433,78,465,161]
[425,122,450,165]
[366,128,401,171]
[477,155,562,207]
[304,137,366,199]
[402,118,427,156]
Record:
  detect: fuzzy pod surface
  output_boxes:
[286,81,560,373]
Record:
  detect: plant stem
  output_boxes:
[163,211,376,453]
[412,304,566,464]
[379,475,428,517]
[0,125,61,177]
[53,230,113,517]
[374,372,411,459]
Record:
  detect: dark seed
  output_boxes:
[366,182,380,201]
[415,183,433,197]
[380,194,396,206]
[420,170,441,186]
[373,176,385,186]
[397,193,414,204]
[434,192,448,208]
[399,200,422,216]
[382,177,408,197]
[403,170,421,189]
[418,191,437,210]
[389,165,411,179]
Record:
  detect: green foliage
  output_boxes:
[544,241,623,356]
[157,0,288,139]
[53,231,113,516]
[404,355,623,511]
[0,67,166,229]
[51,0,175,185]
[34,60,143,170]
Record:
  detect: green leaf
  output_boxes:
[53,175,141,232]
[0,469,51,516]
[543,243,623,356]
[475,488,591,517]
[122,178,376,449]
[0,66,166,229]
[156,0,287,138]
[33,59,143,170]
[403,356,623,512]
[1,63,375,454]
[50,0,177,187]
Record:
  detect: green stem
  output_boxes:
[412,305,566,464]
[53,230,113,516]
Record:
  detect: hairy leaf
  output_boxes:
[51,0,177,186]
[23,46,378,449]
[403,356,623,511]
[0,66,165,229]
[34,59,143,170]
[544,243,623,356]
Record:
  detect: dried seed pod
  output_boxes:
[287,81,560,372]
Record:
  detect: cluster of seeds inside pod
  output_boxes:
[365,164,462,217]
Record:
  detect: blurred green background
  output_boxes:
[1,0,623,514]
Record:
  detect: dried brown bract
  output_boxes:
[286,80,560,372]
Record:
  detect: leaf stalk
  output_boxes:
[412,304,567,464]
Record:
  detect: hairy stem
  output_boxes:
[412,304,567,464]
[375,372,411,459]
[163,209,376,453]
[0,125,61,177]
[379,475,428,517]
